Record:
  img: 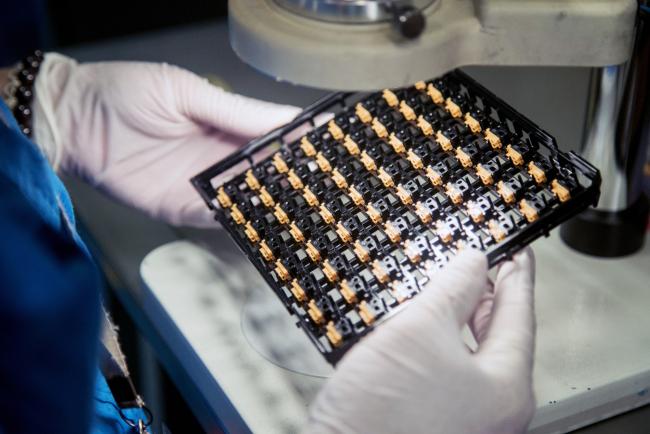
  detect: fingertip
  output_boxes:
[423,249,487,293]
[178,68,302,137]
[453,248,488,272]
[514,246,534,264]
[519,247,535,282]
[414,248,491,327]
[500,247,535,284]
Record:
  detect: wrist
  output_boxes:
[0,68,11,94]
[0,66,19,110]
[32,52,79,171]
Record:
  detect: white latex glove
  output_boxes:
[31,53,301,227]
[307,248,536,434]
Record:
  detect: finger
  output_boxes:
[151,130,243,228]
[415,249,489,328]
[468,279,495,344]
[477,248,536,372]
[173,65,301,138]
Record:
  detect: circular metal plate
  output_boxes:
[274,0,437,23]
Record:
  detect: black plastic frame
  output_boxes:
[191,70,601,364]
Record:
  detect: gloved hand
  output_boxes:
[307,248,536,434]
[31,53,301,227]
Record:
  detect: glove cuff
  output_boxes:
[32,52,79,171]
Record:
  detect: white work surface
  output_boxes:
[140,230,650,434]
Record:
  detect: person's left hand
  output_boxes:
[306,248,536,434]
[31,53,301,227]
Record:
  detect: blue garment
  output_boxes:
[0,101,144,433]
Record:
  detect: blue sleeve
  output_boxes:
[0,174,101,434]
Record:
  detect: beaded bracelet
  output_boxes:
[1,50,44,137]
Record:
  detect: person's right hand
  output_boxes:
[306,248,536,434]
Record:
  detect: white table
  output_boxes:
[140,228,650,434]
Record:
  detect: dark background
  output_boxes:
[0,0,228,65]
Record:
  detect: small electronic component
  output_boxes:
[435,130,453,152]
[192,70,600,365]
[322,259,339,282]
[488,219,507,242]
[358,301,376,326]
[308,300,325,325]
[355,103,372,124]
[230,204,245,225]
[445,97,463,118]
[319,204,335,224]
[275,260,290,281]
[372,117,389,138]
[259,240,275,262]
[216,187,232,208]
[360,151,377,172]
[290,279,307,302]
[328,120,344,140]
[259,186,275,207]
[464,112,482,134]
[417,115,434,136]
[399,100,417,121]
[354,240,371,263]
[344,135,361,155]
[366,204,383,224]
[273,153,289,173]
[349,185,365,206]
[245,169,260,190]
[287,169,304,190]
[305,241,321,262]
[301,136,317,156]
[326,321,343,347]
[551,179,571,202]
[426,83,444,104]
[340,280,358,304]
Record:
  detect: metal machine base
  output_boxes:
[561,195,648,257]
[229,0,636,91]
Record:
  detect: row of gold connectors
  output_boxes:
[362,82,572,236]
[290,134,425,315]
[416,83,551,226]
[416,80,572,205]
[236,89,505,287]
[218,149,401,347]
[213,81,573,344]
[304,135,449,294]
[294,115,496,302]
[275,128,452,323]
[304,133,462,273]
[341,95,510,246]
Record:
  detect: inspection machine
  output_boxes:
[229,0,649,257]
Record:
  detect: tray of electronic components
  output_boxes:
[191,70,601,365]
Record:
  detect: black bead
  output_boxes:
[19,68,36,84]
[9,50,42,138]
[16,85,33,104]
[14,104,32,123]
[23,55,40,70]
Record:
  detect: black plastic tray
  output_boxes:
[192,70,600,364]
